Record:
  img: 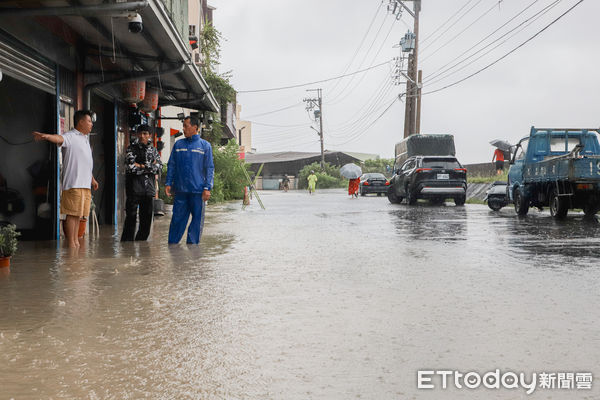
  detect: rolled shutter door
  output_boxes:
[0,38,55,94]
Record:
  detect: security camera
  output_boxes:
[128,13,143,33]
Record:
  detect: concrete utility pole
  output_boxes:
[389,0,421,138]
[304,88,325,169]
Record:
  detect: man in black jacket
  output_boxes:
[121,124,162,241]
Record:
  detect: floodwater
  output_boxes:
[1,189,599,399]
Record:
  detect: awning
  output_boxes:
[0,0,219,113]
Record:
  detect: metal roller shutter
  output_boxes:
[0,37,55,94]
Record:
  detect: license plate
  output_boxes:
[437,174,449,180]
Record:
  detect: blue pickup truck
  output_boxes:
[507,127,600,218]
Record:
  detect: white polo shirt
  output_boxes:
[60,129,93,191]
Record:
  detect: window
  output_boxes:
[515,138,529,160]
[422,158,460,169]
[566,136,581,152]
[550,137,566,152]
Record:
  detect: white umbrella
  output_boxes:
[340,163,362,179]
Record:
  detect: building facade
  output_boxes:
[0,0,219,241]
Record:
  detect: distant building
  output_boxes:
[245,151,379,177]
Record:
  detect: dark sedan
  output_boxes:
[360,173,390,196]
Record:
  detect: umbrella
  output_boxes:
[489,139,512,152]
[340,163,362,179]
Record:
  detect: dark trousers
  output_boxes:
[121,195,154,241]
[168,193,205,244]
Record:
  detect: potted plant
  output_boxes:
[0,224,20,268]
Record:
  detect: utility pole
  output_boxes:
[304,88,324,169]
[388,0,421,138]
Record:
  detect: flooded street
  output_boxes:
[1,189,600,399]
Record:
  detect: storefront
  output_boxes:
[0,1,219,243]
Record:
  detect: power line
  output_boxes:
[243,102,303,119]
[327,16,396,103]
[422,0,584,96]
[420,0,474,44]
[420,0,486,51]
[424,0,563,87]
[327,1,384,95]
[328,18,398,105]
[247,121,308,128]
[424,0,543,79]
[420,0,506,63]
[327,95,401,146]
[237,60,392,93]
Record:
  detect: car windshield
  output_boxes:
[363,173,385,179]
[421,158,461,169]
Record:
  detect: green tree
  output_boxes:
[211,140,248,203]
[297,162,346,189]
[361,158,395,177]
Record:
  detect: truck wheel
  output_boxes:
[454,196,466,206]
[514,188,529,216]
[488,202,502,211]
[583,202,599,217]
[387,189,401,204]
[549,189,568,219]
[406,186,417,205]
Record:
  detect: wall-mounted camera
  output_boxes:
[128,13,143,34]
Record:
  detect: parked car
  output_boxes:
[359,173,389,196]
[387,155,467,205]
[484,181,508,211]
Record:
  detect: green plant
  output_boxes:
[0,224,20,258]
[468,170,508,184]
[210,140,248,204]
[297,162,346,189]
[158,141,248,204]
[361,158,395,178]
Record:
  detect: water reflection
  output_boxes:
[389,202,467,241]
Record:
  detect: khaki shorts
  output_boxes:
[60,188,91,218]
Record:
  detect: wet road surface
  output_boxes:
[1,189,599,399]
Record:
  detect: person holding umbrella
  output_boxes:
[490,139,511,175]
[348,177,360,198]
[340,163,362,198]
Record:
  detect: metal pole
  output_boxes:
[409,1,421,136]
[403,0,421,138]
[403,54,413,138]
[416,69,422,134]
[318,89,324,170]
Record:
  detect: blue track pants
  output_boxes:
[168,193,206,244]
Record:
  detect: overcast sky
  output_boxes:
[210,0,598,164]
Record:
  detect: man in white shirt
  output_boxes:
[33,110,98,249]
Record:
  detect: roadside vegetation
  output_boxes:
[297,162,345,189]
[361,158,395,177]
[157,21,248,205]
[468,170,508,183]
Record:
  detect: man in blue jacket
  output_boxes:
[165,116,214,244]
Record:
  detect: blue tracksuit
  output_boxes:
[166,134,214,244]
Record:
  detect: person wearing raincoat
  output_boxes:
[165,116,214,244]
[348,178,360,198]
[307,170,317,194]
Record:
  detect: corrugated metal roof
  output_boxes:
[245,150,380,164]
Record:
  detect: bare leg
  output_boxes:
[65,215,80,248]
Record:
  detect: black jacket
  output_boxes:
[125,142,162,197]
